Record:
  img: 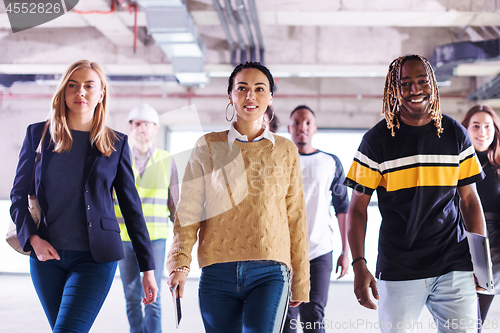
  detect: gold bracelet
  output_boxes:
[171,266,190,275]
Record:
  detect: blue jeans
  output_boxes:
[284,251,333,333]
[377,271,477,333]
[118,239,165,333]
[199,260,290,333]
[30,249,117,333]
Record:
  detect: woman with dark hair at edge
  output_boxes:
[462,104,500,332]
[166,61,310,333]
[10,60,158,333]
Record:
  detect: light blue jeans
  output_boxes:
[377,271,477,333]
[199,260,290,333]
[118,239,166,333]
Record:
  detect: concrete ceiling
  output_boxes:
[1,0,500,130]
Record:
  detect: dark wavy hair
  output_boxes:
[227,62,275,95]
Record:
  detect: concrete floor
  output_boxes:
[1,274,499,333]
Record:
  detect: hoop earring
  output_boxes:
[264,110,275,123]
[226,103,235,122]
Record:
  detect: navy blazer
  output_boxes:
[10,122,155,272]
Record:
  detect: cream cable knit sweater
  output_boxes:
[166,131,310,302]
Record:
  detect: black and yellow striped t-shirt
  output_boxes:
[345,115,484,281]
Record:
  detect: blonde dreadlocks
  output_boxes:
[382,55,443,137]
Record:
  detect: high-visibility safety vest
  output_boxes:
[115,149,172,242]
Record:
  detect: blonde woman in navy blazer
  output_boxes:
[10,60,158,333]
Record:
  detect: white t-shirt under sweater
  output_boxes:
[299,150,349,260]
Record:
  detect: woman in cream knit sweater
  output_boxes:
[167,62,310,333]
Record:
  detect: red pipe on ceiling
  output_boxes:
[73,0,116,14]
[72,0,138,52]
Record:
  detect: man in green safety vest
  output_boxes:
[115,104,179,333]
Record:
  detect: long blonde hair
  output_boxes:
[382,55,442,137]
[46,60,116,157]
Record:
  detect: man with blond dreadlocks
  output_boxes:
[344,55,488,333]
